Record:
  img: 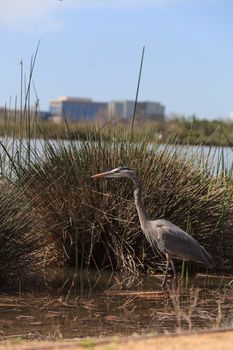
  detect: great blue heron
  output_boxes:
[91,166,213,287]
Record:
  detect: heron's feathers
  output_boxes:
[145,219,213,268]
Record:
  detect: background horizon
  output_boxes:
[1,0,233,120]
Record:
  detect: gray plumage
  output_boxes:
[92,166,213,287]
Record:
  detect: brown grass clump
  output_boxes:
[19,139,233,282]
[0,179,47,289]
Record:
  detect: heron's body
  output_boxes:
[141,218,213,266]
[92,166,213,287]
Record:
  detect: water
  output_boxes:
[0,274,232,340]
[1,138,233,174]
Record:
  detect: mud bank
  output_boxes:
[1,329,233,350]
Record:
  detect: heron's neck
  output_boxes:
[131,174,150,227]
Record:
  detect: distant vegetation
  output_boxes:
[0,107,233,146]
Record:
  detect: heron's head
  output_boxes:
[91,166,134,179]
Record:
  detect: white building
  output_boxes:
[108,100,135,119]
[109,100,165,120]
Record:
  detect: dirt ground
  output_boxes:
[0,329,233,350]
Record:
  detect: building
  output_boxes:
[109,100,165,120]
[108,100,135,119]
[38,111,51,120]
[49,96,108,122]
[49,96,165,123]
[137,101,165,120]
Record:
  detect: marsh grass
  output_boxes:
[11,133,232,289]
[1,109,233,289]
[0,178,49,289]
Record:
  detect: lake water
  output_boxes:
[0,274,232,340]
[1,138,233,175]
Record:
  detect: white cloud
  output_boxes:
[0,0,178,31]
[0,0,63,31]
[72,0,174,9]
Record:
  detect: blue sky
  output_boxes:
[1,0,233,119]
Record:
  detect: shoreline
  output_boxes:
[1,328,233,350]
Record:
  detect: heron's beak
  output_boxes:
[91,171,112,179]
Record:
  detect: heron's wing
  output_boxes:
[153,220,211,265]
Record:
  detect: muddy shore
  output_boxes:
[1,329,233,350]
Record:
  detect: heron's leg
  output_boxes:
[170,258,178,285]
[161,253,170,288]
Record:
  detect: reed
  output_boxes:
[0,121,233,289]
[1,113,233,147]
[15,133,233,286]
[0,178,47,289]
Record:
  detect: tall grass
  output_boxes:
[0,178,49,290]
[11,134,232,286]
[0,121,233,290]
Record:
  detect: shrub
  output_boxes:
[0,179,47,289]
[19,139,233,283]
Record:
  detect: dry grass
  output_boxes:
[0,179,48,289]
[15,138,233,287]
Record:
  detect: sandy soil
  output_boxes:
[0,329,233,350]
